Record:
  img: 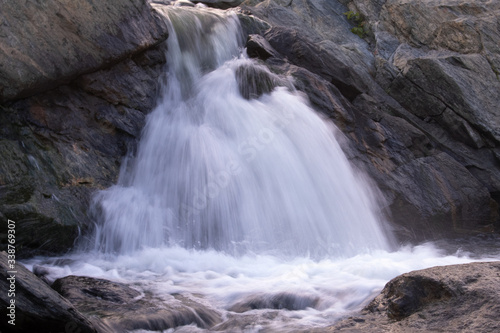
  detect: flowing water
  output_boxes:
[90,6,390,258]
[24,6,500,332]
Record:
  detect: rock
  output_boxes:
[242,0,500,239]
[322,261,500,332]
[264,26,372,101]
[237,12,272,36]
[234,61,289,99]
[0,0,169,255]
[53,275,222,331]
[229,292,319,313]
[193,0,245,9]
[246,34,280,60]
[0,43,167,256]
[0,0,169,102]
[388,50,500,144]
[386,153,495,240]
[0,252,97,333]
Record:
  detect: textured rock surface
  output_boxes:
[194,0,245,9]
[318,261,500,332]
[0,0,499,252]
[241,0,500,240]
[0,0,168,102]
[0,1,168,256]
[0,252,97,333]
[53,275,221,332]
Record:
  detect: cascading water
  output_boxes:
[90,6,391,258]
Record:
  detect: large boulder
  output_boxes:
[52,275,222,331]
[323,261,500,332]
[0,252,97,333]
[0,0,168,102]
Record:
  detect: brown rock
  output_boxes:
[0,252,97,333]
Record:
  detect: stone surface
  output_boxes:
[241,0,500,240]
[319,261,500,332]
[0,36,167,256]
[53,275,222,332]
[0,252,97,333]
[0,0,499,252]
[0,0,168,102]
[246,34,280,60]
[194,0,245,9]
[229,292,319,313]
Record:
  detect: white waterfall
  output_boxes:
[90,6,391,258]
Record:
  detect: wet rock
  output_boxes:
[0,0,169,102]
[246,34,280,60]
[235,61,288,99]
[264,26,371,101]
[229,292,319,312]
[53,275,222,331]
[323,261,500,332]
[386,153,495,240]
[193,0,244,9]
[0,43,167,256]
[0,252,97,333]
[242,0,500,239]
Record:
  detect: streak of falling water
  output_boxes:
[89,6,392,258]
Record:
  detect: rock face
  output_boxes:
[240,0,500,241]
[52,275,221,332]
[0,0,168,102]
[0,252,97,333]
[322,261,500,332]
[0,1,169,256]
[194,0,245,9]
[0,0,499,252]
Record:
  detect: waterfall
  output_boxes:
[89,6,392,258]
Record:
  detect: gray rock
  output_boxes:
[0,43,167,256]
[229,292,319,313]
[0,252,97,333]
[53,275,222,331]
[388,50,500,144]
[322,261,500,332]
[0,0,169,102]
[193,0,244,9]
[386,153,495,240]
[246,34,280,60]
[243,0,500,239]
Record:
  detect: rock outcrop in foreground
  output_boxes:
[2,252,499,333]
[0,252,97,333]
[322,261,500,332]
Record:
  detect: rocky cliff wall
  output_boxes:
[239,0,500,241]
[0,0,499,256]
